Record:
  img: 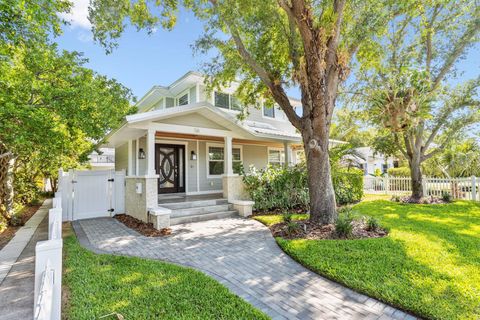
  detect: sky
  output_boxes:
[56,0,479,104]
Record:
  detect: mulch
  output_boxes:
[0,202,43,250]
[114,214,172,237]
[270,219,388,240]
[394,195,448,204]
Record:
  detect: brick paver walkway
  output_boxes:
[74,217,416,320]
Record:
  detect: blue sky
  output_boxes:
[56,0,479,103]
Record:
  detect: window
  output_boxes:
[232,147,242,174]
[263,101,275,118]
[178,93,189,106]
[214,91,242,111]
[207,145,243,177]
[214,92,230,109]
[268,149,285,165]
[263,101,286,120]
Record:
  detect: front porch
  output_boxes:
[158,192,224,205]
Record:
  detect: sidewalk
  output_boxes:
[0,200,50,320]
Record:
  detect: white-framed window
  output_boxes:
[177,91,189,106]
[262,101,287,121]
[214,91,243,111]
[207,143,243,177]
[268,148,285,166]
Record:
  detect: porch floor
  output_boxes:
[158,193,224,205]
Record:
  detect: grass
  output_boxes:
[257,201,480,320]
[63,235,269,320]
[253,213,309,226]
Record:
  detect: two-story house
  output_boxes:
[104,71,324,226]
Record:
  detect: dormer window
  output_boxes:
[263,101,286,120]
[178,92,189,106]
[214,91,243,111]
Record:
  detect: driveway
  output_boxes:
[74,217,415,320]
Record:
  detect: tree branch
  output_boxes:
[431,11,480,90]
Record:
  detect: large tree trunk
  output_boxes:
[303,130,337,225]
[409,155,424,200]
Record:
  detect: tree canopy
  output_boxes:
[0,0,135,223]
[353,0,480,199]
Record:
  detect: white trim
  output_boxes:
[176,89,190,106]
[135,138,140,175]
[155,139,189,194]
[186,189,223,196]
[196,140,200,192]
[195,84,200,103]
[127,140,133,176]
[206,142,243,179]
[135,122,234,138]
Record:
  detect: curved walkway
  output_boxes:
[73,217,416,320]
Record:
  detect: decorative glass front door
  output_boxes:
[155,144,185,193]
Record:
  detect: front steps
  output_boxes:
[160,198,239,225]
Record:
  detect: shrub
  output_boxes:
[441,191,453,203]
[391,195,401,202]
[332,168,364,205]
[243,165,364,211]
[335,208,354,238]
[387,167,410,177]
[366,216,380,231]
[282,212,293,223]
[286,221,300,235]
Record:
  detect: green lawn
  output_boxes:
[255,201,480,320]
[63,236,268,320]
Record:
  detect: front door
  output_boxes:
[155,144,185,194]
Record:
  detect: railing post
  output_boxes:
[422,176,428,197]
[48,208,62,240]
[34,239,62,320]
[472,176,477,201]
[384,176,390,194]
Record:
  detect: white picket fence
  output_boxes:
[34,196,63,320]
[364,176,479,201]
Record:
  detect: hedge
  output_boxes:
[242,164,363,212]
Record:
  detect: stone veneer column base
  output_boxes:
[222,175,250,202]
[125,175,159,222]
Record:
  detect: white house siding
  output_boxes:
[198,141,223,191]
[156,114,228,130]
[115,143,128,172]
[189,86,197,103]
[246,106,298,134]
[165,97,175,108]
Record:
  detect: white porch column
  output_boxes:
[224,136,233,176]
[127,140,133,176]
[135,138,139,175]
[284,141,293,167]
[146,129,156,176]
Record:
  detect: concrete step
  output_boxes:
[161,199,228,210]
[170,210,238,225]
[170,204,233,217]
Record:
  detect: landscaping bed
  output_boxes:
[63,235,268,319]
[255,200,480,320]
[0,200,43,250]
[114,214,171,237]
[269,218,388,240]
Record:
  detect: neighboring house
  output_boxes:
[88,148,115,170]
[345,147,397,176]
[103,71,342,225]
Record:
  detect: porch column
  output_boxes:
[127,140,133,176]
[284,141,293,168]
[146,129,156,176]
[224,136,233,176]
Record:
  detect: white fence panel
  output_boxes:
[34,197,63,320]
[364,176,479,201]
[58,169,125,221]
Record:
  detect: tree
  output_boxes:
[330,107,373,147]
[358,0,480,200]
[89,0,399,224]
[423,138,480,178]
[0,0,135,223]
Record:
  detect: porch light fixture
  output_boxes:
[191,150,197,160]
[138,148,146,159]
